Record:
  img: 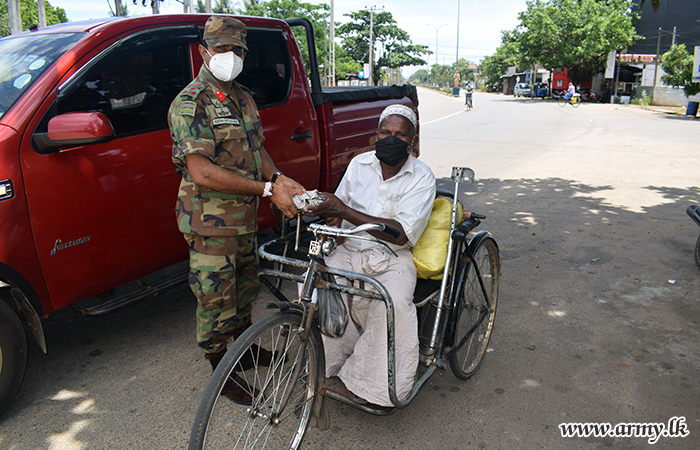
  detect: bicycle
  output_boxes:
[465,91,473,110]
[558,93,581,108]
[188,166,501,450]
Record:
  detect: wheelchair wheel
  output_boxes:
[189,311,324,450]
[449,237,500,379]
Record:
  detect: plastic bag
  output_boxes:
[298,269,348,338]
[412,197,463,280]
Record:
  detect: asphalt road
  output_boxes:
[1,89,699,450]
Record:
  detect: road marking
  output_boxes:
[422,110,464,125]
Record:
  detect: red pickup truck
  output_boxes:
[0,14,419,415]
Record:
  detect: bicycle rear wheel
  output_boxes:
[571,97,581,108]
[449,237,500,379]
[189,311,324,450]
[558,96,567,107]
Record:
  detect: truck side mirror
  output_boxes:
[32,112,115,154]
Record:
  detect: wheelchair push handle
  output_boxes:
[463,211,486,221]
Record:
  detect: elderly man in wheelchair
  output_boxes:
[304,104,436,408]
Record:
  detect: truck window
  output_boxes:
[55,40,192,136]
[0,32,83,120]
[229,28,292,109]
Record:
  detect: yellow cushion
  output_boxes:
[412,197,462,280]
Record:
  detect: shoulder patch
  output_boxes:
[179,101,197,117]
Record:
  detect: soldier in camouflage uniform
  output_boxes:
[168,16,304,404]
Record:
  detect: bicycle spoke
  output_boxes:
[191,312,322,450]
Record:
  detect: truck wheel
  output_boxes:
[0,300,27,417]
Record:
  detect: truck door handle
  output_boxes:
[291,129,312,141]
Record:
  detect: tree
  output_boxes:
[660,44,700,98]
[108,0,129,16]
[195,0,235,14]
[338,10,429,85]
[408,68,430,85]
[236,0,266,16]
[512,0,641,85]
[334,43,362,80]
[235,0,329,80]
[0,0,68,36]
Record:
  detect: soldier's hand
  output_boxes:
[270,184,303,218]
[275,174,306,193]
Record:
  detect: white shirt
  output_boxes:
[335,151,436,252]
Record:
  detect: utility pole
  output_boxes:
[455,0,460,69]
[671,26,676,46]
[152,0,160,14]
[330,0,335,86]
[205,0,212,13]
[8,0,21,34]
[365,6,384,86]
[38,0,47,27]
[427,24,448,85]
[651,27,661,105]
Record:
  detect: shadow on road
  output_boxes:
[1,175,699,449]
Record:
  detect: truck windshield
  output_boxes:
[0,32,83,120]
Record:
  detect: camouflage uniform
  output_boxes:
[168,39,265,354]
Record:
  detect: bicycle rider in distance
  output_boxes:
[564,81,576,100]
[465,81,474,107]
[303,104,436,409]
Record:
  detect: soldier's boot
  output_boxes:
[206,349,259,405]
[233,319,277,370]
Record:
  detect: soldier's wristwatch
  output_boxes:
[271,172,283,184]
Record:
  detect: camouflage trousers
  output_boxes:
[184,233,261,354]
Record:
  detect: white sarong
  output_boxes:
[322,245,418,407]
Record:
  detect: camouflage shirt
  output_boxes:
[168,66,264,237]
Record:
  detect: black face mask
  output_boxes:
[375,135,410,166]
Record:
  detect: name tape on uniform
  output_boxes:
[212,118,240,126]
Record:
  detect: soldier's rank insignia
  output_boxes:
[210,96,223,107]
[179,101,197,117]
[214,90,227,101]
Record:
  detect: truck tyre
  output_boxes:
[0,300,27,417]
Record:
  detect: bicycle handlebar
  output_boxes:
[308,222,399,238]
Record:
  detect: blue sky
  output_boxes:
[51,0,529,65]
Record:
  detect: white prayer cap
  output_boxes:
[379,104,417,130]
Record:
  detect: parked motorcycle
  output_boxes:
[687,205,700,268]
[580,89,597,102]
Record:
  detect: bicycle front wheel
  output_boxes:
[189,311,325,450]
[449,237,500,379]
[558,96,567,107]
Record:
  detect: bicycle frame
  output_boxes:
[257,166,490,412]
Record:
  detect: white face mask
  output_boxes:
[205,49,244,82]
